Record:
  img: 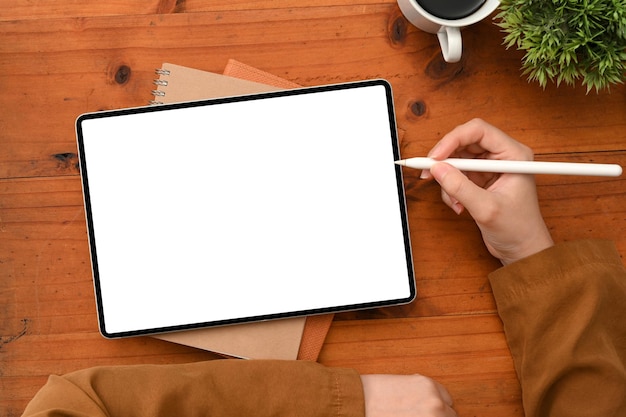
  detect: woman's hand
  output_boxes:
[361,374,456,417]
[422,119,554,265]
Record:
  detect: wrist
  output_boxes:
[500,234,554,266]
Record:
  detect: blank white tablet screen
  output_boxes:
[78,81,414,337]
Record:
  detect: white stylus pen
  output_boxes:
[395,157,623,177]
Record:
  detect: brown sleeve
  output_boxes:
[22,359,365,417]
[489,240,626,417]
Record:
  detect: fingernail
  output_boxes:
[420,169,431,179]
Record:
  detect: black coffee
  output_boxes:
[417,0,486,19]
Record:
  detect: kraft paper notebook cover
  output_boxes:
[149,61,333,360]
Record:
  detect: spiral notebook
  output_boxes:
[148,61,334,360]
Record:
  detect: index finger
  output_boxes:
[428,118,533,162]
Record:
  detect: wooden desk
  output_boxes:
[1,2,624,416]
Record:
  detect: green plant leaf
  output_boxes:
[497,0,626,92]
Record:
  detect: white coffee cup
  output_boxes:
[397,0,500,63]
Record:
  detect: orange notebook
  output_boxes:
[149,61,333,361]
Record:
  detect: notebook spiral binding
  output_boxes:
[149,68,171,105]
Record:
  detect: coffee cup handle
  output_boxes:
[437,26,462,63]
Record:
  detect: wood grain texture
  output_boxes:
[0,1,624,416]
[1,5,625,179]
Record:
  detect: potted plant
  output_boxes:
[496,0,626,92]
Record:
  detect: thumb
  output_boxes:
[430,162,489,215]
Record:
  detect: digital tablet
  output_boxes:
[76,79,415,338]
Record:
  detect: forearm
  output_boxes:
[22,359,365,417]
[489,240,626,417]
